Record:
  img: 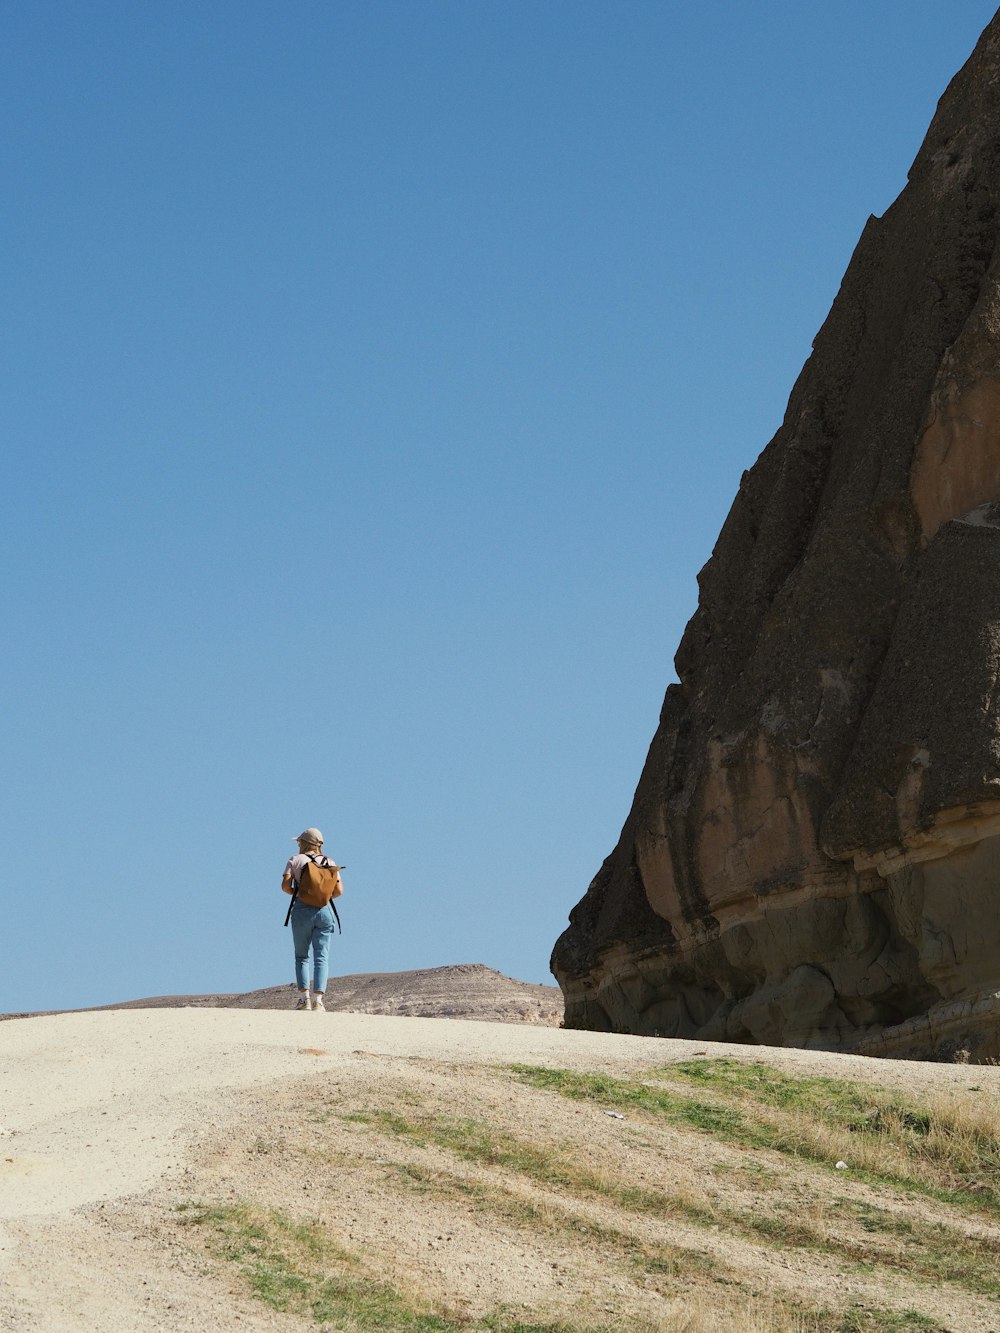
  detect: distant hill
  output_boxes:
[2,964,564,1026]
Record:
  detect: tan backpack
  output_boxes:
[284,855,343,931]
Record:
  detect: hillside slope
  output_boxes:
[1,964,563,1027]
[1,1009,998,1331]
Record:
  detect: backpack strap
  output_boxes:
[293,852,323,885]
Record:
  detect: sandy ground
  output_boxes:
[2,1009,999,1331]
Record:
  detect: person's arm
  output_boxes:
[330,868,343,899]
[281,871,295,896]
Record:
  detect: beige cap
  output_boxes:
[295,827,324,845]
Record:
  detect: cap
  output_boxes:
[294,827,324,845]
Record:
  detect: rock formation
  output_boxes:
[552,14,1000,1062]
[3,965,564,1027]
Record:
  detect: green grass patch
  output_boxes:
[384,1157,717,1283]
[377,1158,915,1332]
[176,1201,456,1330]
[670,1060,918,1131]
[838,1201,1000,1294]
[671,1060,1000,1210]
[503,1065,1000,1296]
[343,1106,716,1228]
[730,1197,1000,1295]
[507,1065,749,1138]
[346,1102,1000,1298]
[176,1198,651,1332]
[508,1062,1000,1216]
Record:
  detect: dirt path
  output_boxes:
[2,1010,999,1331]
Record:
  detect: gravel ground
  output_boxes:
[2,1009,998,1331]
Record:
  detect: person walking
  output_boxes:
[282,827,343,1011]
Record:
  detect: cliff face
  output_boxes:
[552,14,1000,1061]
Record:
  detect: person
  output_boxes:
[282,827,343,1011]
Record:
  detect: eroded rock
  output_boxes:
[552,14,1000,1062]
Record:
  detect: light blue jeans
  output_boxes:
[290,901,336,993]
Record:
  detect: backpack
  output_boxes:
[294,855,343,931]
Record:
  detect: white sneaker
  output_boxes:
[295,993,312,1011]
[313,995,325,1012]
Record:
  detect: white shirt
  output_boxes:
[284,852,334,883]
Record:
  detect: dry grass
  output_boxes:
[511,1061,1000,1212]
[343,1097,1000,1298]
[168,1058,997,1332]
[691,1064,1000,1209]
[734,1089,1000,1199]
[177,1187,872,1333]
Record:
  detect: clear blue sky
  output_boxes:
[2,2,996,1012]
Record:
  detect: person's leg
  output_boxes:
[310,906,335,999]
[290,904,313,1003]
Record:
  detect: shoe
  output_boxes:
[313,995,325,1012]
[295,993,311,1011]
